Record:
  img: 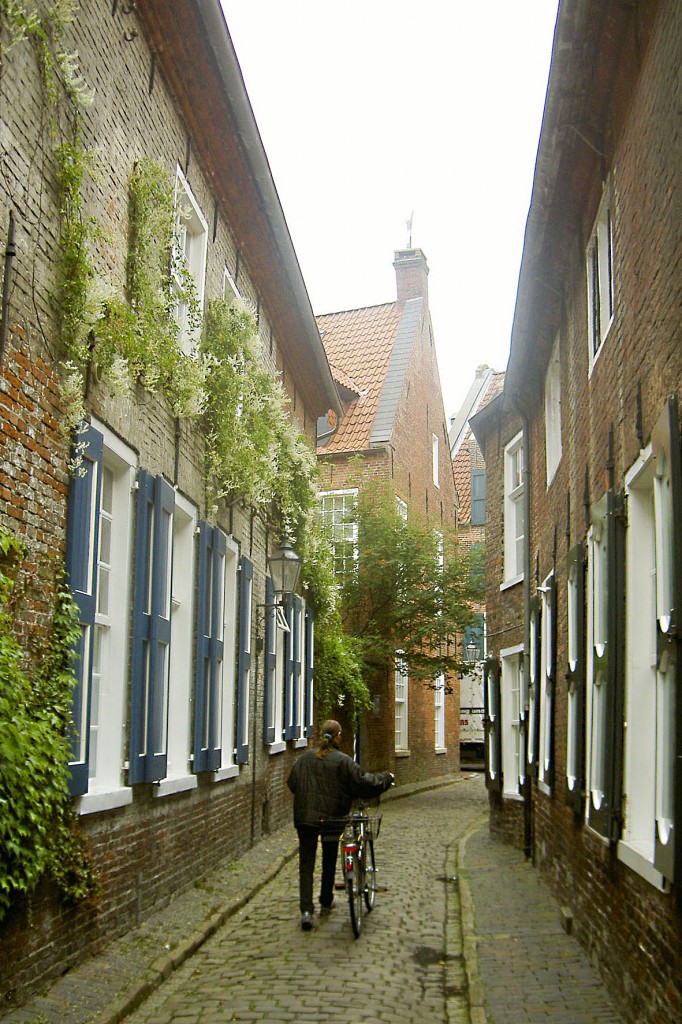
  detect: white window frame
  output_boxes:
[544,335,562,486]
[395,656,409,752]
[586,182,615,369]
[223,266,241,301]
[434,673,446,751]
[501,645,524,798]
[318,489,358,577]
[503,432,525,585]
[566,556,581,795]
[432,432,440,488]
[174,166,208,354]
[76,421,136,814]
[156,491,198,796]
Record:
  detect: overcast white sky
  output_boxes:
[221,1,559,422]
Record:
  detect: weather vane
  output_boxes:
[406,212,413,248]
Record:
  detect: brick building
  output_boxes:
[0,1,340,1003]
[470,1,682,1021]
[449,365,504,762]
[316,249,460,783]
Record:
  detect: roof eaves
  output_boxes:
[369,297,423,445]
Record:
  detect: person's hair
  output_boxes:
[316,719,341,759]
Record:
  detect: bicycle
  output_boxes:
[322,805,381,937]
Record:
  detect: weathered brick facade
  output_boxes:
[471,2,682,1022]
[0,1,339,1004]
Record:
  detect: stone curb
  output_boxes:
[456,814,490,1024]
[89,773,467,1024]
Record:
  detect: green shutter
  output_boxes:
[484,657,502,792]
[652,397,682,883]
[565,543,586,816]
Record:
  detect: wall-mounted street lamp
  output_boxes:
[465,640,480,664]
[267,535,302,601]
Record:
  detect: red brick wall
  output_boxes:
[477,3,682,1022]
[0,3,315,1003]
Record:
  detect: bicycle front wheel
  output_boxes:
[346,849,364,938]
[364,838,376,912]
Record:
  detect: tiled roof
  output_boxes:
[317,302,402,454]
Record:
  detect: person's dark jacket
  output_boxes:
[287,747,393,827]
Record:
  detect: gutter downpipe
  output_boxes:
[510,392,533,862]
[0,210,16,368]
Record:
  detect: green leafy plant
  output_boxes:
[0,527,96,919]
[336,476,485,687]
[299,521,369,721]
[201,297,318,541]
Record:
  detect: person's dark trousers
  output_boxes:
[296,825,340,913]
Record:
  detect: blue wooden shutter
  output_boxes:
[236,555,253,764]
[653,397,681,883]
[292,596,302,740]
[193,522,213,773]
[283,593,296,740]
[65,423,103,796]
[565,543,586,815]
[129,469,154,784]
[263,577,277,744]
[304,605,314,738]
[484,657,502,791]
[146,476,174,781]
[208,529,226,769]
[470,469,486,525]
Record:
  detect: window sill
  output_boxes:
[395,749,411,758]
[435,747,448,755]
[76,787,133,816]
[153,775,198,798]
[213,765,239,782]
[617,840,670,893]
[538,781,552,798]
[269,741,287,756]
[500,573,524,592]
[294,738,308,749]
[502,790,524,802]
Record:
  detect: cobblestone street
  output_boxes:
[121,778,485,1024]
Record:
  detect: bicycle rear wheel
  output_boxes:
[364,838,376,911]
[346,849,364,938]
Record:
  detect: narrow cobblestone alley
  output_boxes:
[121,779,485,1024]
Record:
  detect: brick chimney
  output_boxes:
[393,248,429,306]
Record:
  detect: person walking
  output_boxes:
[287,719,394,930]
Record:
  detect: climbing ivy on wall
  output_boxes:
[0,528,96,920]
[201,297,319,543]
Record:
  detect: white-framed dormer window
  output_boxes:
[174,166,208,354]
[503,432,525,585]
[432,433,440,488]
[318,489,358,577]
[395,655,409,751]
[586,181,615,368]
[544,335,562,486]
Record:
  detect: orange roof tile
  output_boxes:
[317,303,402,454]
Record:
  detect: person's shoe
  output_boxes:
[301,912,314,931]
[319,897,336,915]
